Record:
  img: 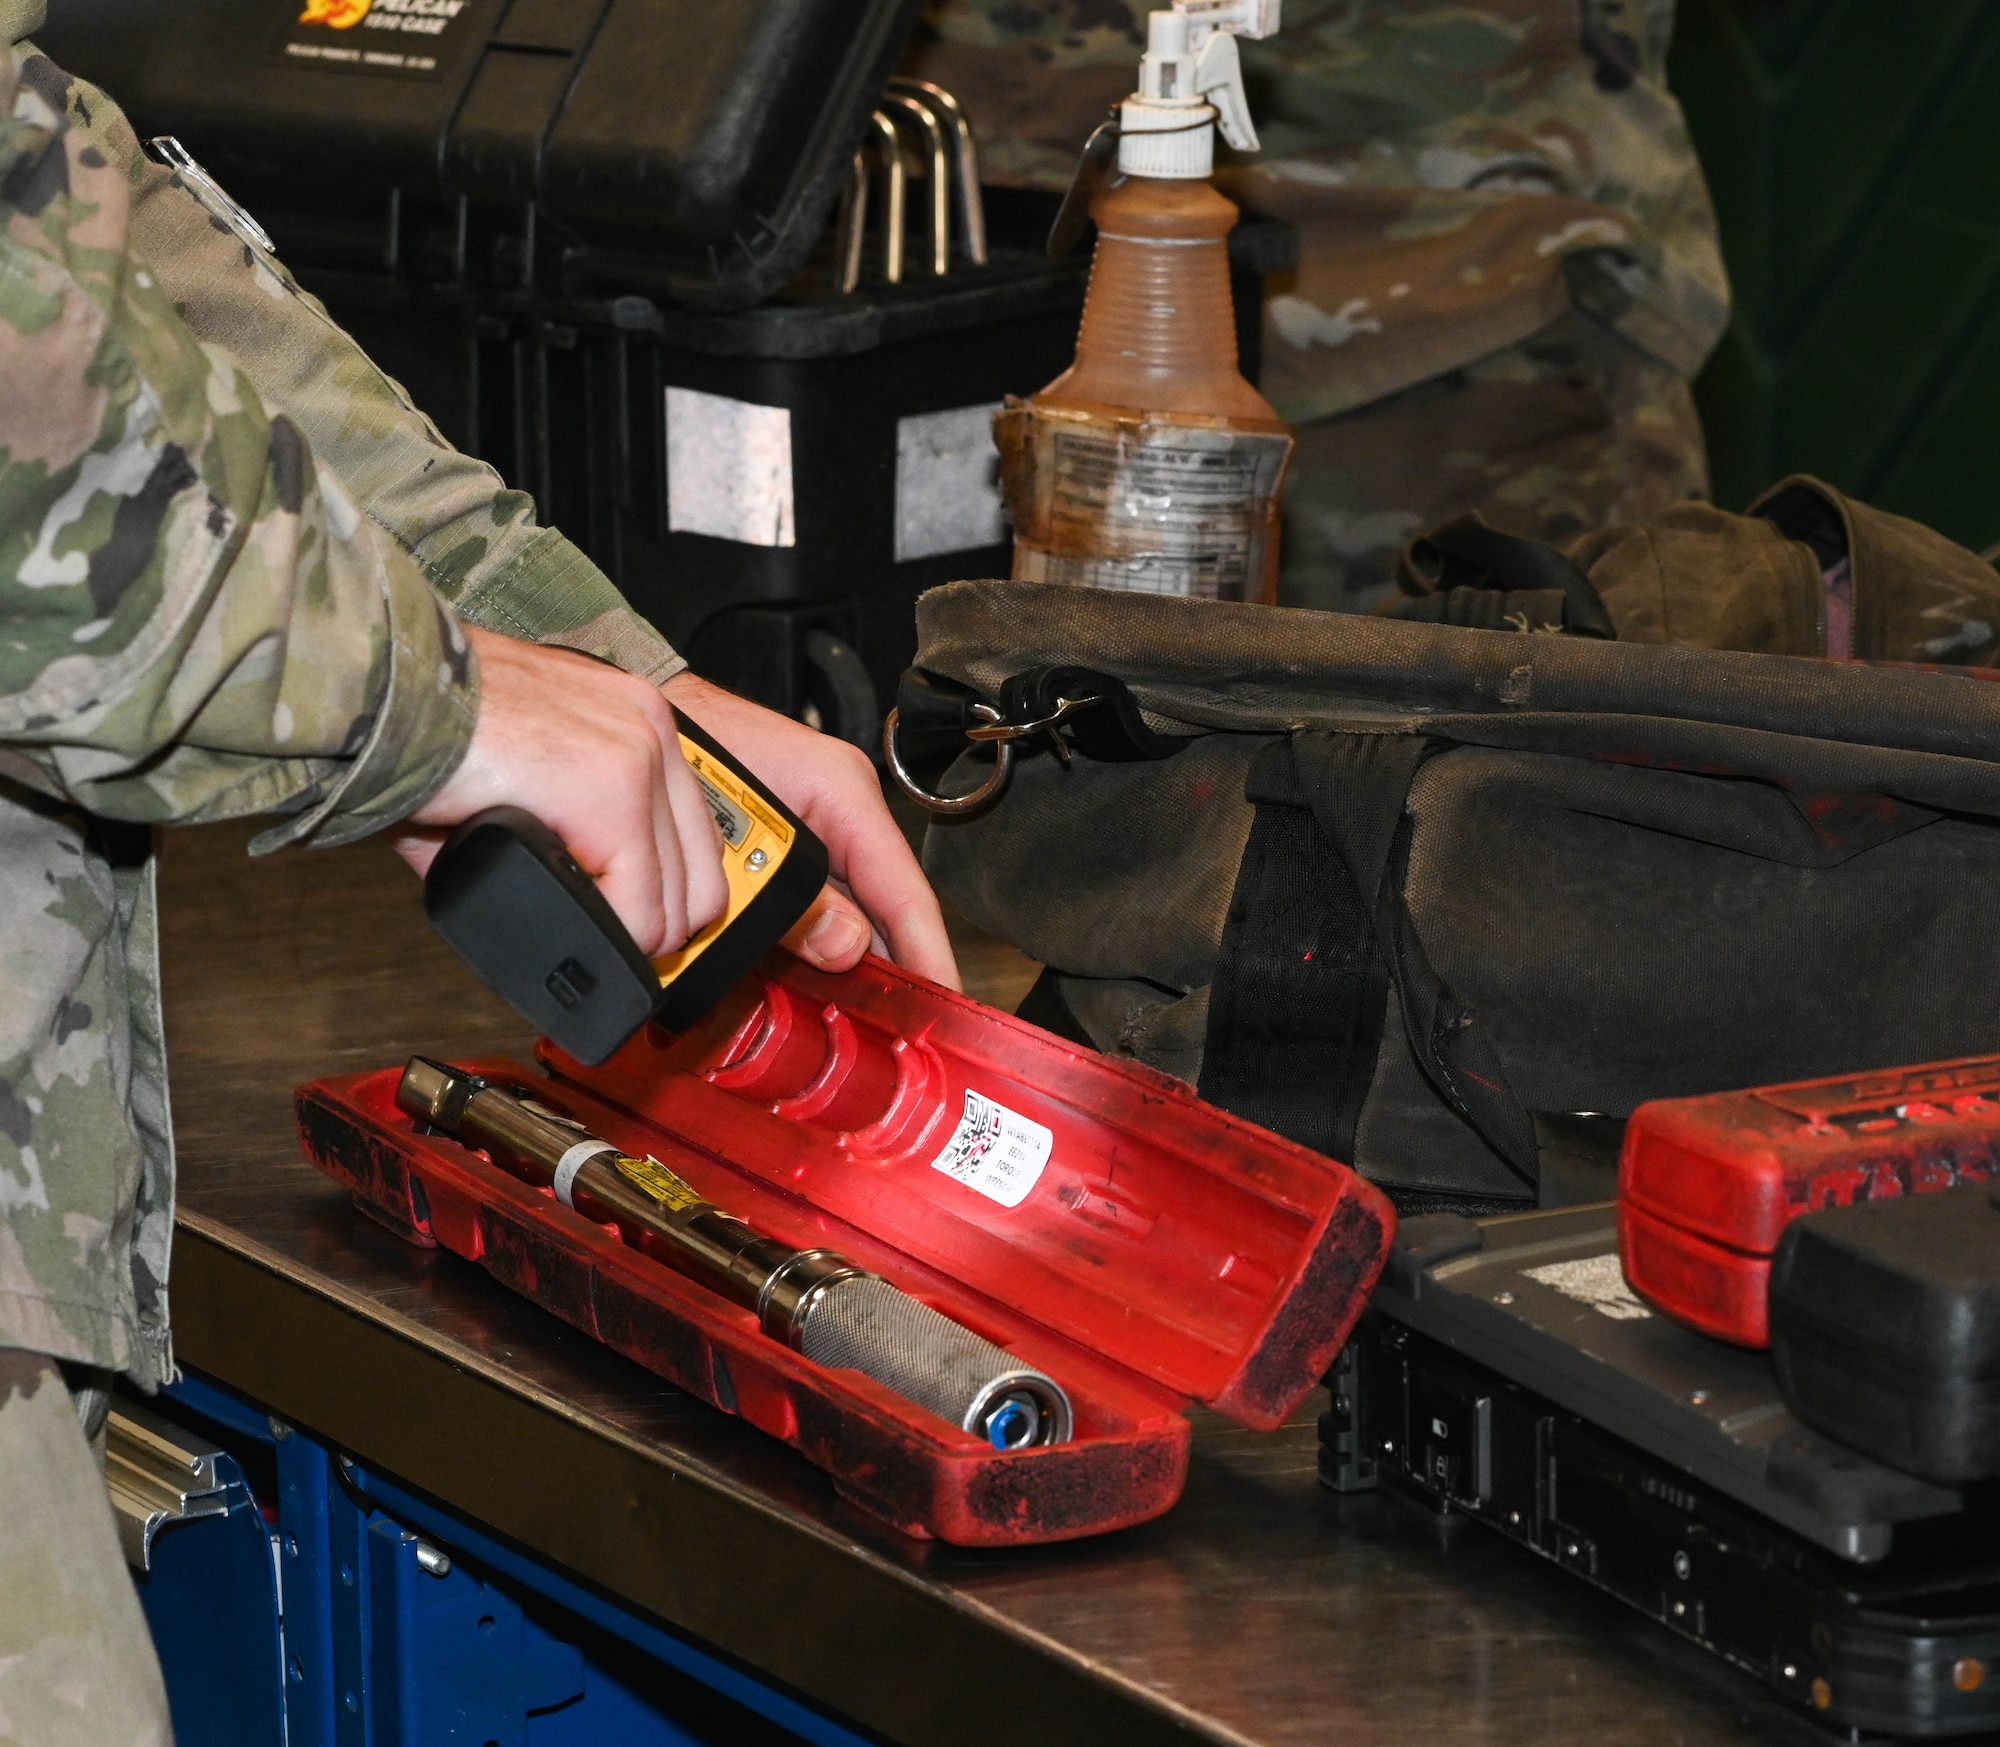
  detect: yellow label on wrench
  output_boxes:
[612,1152,704,1213]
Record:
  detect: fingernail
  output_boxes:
[803,908,869,966]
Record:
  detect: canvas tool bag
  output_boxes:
[901,482,2000,1213]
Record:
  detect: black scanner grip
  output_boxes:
[424,807,660,1067]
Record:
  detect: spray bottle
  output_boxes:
[995,0,1290,604]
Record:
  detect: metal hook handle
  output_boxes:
[962,694,1101,744]
[889,78,988,265]
[881,93,951,277]
[882,706,1016,817]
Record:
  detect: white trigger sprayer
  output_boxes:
[1115,0,1283,180]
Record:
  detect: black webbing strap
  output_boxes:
[1198,749,1389,1162]
[1381,584,1573,633]
[1388,514,1617,639]
[995,665,1184,761]
[1200,732,1540,1189]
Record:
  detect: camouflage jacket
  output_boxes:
[0,13,682,1388]
[905,0,1730,424]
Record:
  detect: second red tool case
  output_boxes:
[295,953,1395,1545]
[1620,1054,2000,1347]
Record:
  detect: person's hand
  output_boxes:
[391,627,729,955]
[662,671,962,991]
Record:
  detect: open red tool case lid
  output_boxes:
[295,954,1395,1545]
[1620,1054,2000,1348]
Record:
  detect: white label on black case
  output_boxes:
[1522,1253,1653,1322]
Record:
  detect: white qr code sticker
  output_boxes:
[928,1090,1052,1209]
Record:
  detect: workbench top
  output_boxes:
[157,819,1807,1747]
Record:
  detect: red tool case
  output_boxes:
[294,954,1395,1545]
[1619,1054,2000,1347]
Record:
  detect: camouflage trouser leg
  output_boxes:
[1276,312,1712,615]
[0,1352,173,1747]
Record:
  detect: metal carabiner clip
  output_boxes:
[962,694,1101,767]
[882,696,1102,817]
[883,704,1014,817]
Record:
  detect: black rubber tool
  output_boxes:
[423,715,827,1065]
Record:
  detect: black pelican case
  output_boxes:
[43,0,1288,740]
[1771,1182,2000,1487]
[1329,1204,2000,1739]
[52,0,923,312]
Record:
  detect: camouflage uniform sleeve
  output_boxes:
[96,90,686,687]
[0,45,475,850]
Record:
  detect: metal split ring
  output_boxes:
[882,705,1016,817]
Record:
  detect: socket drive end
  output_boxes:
[966,1371,1074,1450]
[397,1056,481,1131]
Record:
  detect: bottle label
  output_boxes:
[995,402,1292,602]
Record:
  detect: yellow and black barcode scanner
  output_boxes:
[423,716,828,1065]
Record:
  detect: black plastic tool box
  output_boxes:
[1329,1205,2000,1739]
[48,0,1289,738]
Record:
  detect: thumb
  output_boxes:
[782,885,876,973]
